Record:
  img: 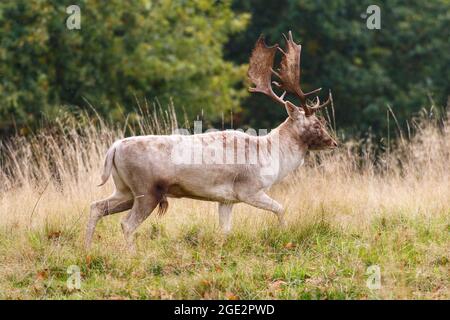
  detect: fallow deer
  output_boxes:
[85,31,337,250]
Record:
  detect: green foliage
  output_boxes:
[1,212,448,299]
[228,0,450,134]
[0,0,448,135]
[0,0,249,132]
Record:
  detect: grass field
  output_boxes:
[0,110,448,299]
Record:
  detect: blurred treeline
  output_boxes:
[0,0,448,136]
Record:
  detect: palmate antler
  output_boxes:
[248,31,332,116]
[247,36,287,105]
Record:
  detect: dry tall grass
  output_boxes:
[0,106,448,299]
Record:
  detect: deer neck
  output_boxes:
[266,118,308,181]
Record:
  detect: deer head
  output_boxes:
[248,31,337,150]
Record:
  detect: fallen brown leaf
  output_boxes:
[109,295,127,300]
[269,279,287,292]
[225,292,239,300]
[47,231,62,240]
[85,255,92,267]
[36,269,49,281]
[284,242,296,249]
[200,279,212,287]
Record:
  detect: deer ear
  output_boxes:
[285,101,302,120]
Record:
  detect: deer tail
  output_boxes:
[98,143,117,187]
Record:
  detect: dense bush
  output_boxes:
[0,0,448,135]
[227,0,450,134]
[0,0,249,132]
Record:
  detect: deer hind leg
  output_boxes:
[120,194,159,252]
[218,203,234,235]
[85,169,133,249]
[85,191,133,249]
[239,191,286,228]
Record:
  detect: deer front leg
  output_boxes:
[239,191,286,228]
[218,203,234,234]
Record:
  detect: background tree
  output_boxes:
[0,0,448,136]
[227,0,450,135]
[0,0,249,133]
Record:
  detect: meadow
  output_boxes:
[0,107,448,299]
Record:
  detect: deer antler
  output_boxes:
[247,35,287,106]
[248,31,332,116]
[309,91,333,112]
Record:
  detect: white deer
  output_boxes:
[85,31,337,250]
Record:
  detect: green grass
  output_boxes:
[0,207,447,300]
[1,110,449,299]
